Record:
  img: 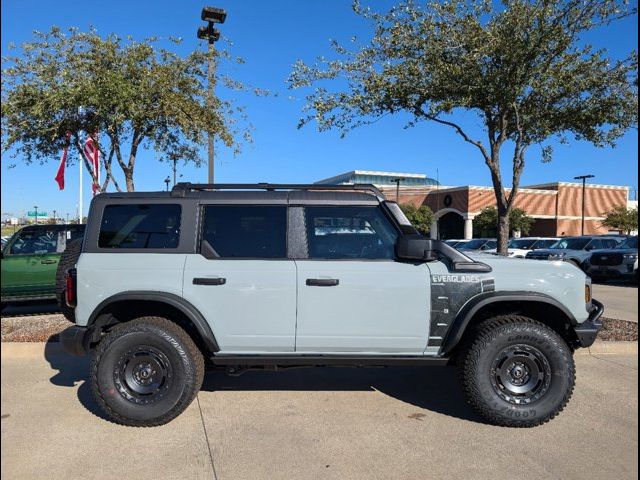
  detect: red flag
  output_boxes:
[84,135,100,195]
[55,132,72,190]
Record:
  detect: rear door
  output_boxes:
[294,205,431,354]
[182,205,297,353]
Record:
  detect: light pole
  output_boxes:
[34,206,38,225]
[198,6,226,184]
[164,176,171,191]
[66,213,69,224]
[391,178,402,202]
[574,175,595,235]
[53,210,57,224]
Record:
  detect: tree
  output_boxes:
[473,206,534,237]
[2,27,257,191]
[400,203,434,235]
[601,206,638,234]
[289,0,638,254]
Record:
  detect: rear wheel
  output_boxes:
[91,316,204,427]
[459,315,575,427]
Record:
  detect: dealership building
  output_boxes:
[315,170,632,239]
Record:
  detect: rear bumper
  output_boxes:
[572,299,605,348]
[59,326,92,356]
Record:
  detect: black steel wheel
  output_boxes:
[459,315,575,427]
[91,316,204,427]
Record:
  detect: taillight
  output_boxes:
[65,269,77,307]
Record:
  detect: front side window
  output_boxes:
[99,204,181,249]
[201,206,287,258]
[305,206,398,259]
[9,228,59,255]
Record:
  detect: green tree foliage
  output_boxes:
[473,206,534,237]
[601,206,638,234]
[2,27,259,191]
[289,0,638,253]
[400,203,434,235]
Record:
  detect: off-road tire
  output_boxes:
[459,315,575,428]
[55,238,82,322]
[91,316,205,427]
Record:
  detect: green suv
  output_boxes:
[1,224,85,305]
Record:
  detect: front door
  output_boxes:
[1,227,63,298]
[182,205,297,353]
[294,205,431,354]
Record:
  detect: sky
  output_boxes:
[1,0,638,219]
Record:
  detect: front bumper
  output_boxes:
[585,263,636,279]
[59,326,93,356]
[572,299,604,348]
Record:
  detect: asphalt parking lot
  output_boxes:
[1,342,638,480]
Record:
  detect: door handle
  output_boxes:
[41,259,57,264]
[193,277,226,286]
[306,278,339,287]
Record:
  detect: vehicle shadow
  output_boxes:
[44,338,486,425]
[43,337,110,421]
[201,365,487,424]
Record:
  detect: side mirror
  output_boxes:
[396,235,438,262]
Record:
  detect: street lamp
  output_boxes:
[66,213,69,224]
[198,6,227,184]
[164,176,171,191]
[33,205,38,225]
[53,210,57,224]
[574,175,595,235]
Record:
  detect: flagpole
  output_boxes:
[79,154,83,223]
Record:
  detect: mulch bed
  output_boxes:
[1,313,637,343]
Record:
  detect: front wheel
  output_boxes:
[459,316,575,427]
[91,316,204,427]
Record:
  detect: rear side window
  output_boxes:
[99,204,181,249]
[201,206,287,258]
[304,206,398,260]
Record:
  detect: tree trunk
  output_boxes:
[124,169,135,192]
[497,206,510,254]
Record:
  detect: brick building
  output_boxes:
[315,171,630,239]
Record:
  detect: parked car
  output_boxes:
[1,224,85,306]
[457,238,497,252]
[60,183,603,428]
[583,236,638,282]
[485,237,560,258]
[1,236,11,249]
[525,235,624,268]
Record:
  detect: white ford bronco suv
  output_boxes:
[60,183,603,427]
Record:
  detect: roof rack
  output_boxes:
[170,182,384,199]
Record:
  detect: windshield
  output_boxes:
[459,239,488,250]
[508,239,537,249]
[550,238,590,250]
[533,239,559,249]
[616,236,638,249]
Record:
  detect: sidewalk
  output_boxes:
[1,342,637,480]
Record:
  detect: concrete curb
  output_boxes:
[580,341,639,355]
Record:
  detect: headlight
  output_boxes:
[548,252,566,260]
[623,253,638,260]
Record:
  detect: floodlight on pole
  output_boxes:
[574,174,595,235]
[197,6,227,184]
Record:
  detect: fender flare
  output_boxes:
[88,291,219,352]
[440,291,577,356]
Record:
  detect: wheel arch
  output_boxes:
[87,291,219,354]
[441,292,578,356]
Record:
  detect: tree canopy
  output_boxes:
[400,203,434,235]
[473,206,534,237]
[289,0,638,253]
[2,27,257,191]
[601,205,638,234]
